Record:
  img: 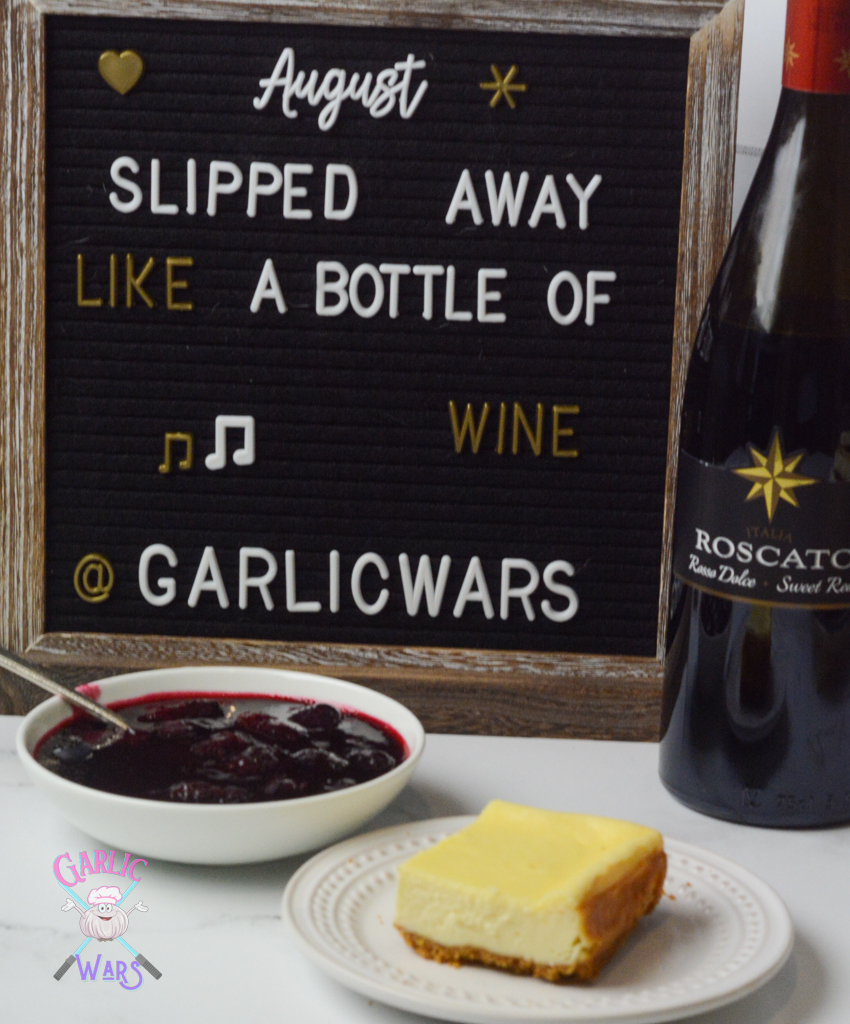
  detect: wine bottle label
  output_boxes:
[673,442,850,608]
[784,0,850,94]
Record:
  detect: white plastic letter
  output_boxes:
[413,265,444,320]
[540,560,579,622]
[329,549,340,613]
[247,162,283,217]
[399,554,451,617]
[324,164,358,220]
[379,263,411,318]
[547,271,583,325]
[395,54,429,118]
[351,552,390,615]
[444,265,473,321]
[109,156,142,213]
[207,161,243,216]
[477,268,507,323]
[285,550,321,612]
[316,261,350,316]
[445,169,483,225]
[187,547,229,608]
[528,174,566,229]
[500,558,540,621]
[150,159,178,215]
[452,556,494,619]
[139,544,177,607]
[239,547,277,610]
[253,48,294,111]
[565,174,602,230]
[585,270,617,326]
[484,170,529,226]
[283,163,313,219]
[186,158,197,215]
[349,263,385,318]
[250,259,287,313]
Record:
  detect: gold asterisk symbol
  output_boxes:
[836,48,850,77]
[784,39,800,68]
[480,64,527,109]
[733,431,817,522]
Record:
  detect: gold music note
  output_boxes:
[159,432,194,473]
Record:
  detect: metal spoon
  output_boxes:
[0,647,132,733]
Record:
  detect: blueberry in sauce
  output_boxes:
[138,699,225,723]
[289,702,342,733]
[234,712,308,750]
[167,781,251,804]
[35,694,407,804]
[52,735,94,765]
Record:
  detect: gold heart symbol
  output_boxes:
[98,50,145,95]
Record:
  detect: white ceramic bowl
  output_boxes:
[17,666,425,865]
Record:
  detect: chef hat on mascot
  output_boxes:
[88,885,122,905]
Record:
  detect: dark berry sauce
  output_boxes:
[35,692,408,804]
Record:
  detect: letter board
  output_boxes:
[0,0,743,737]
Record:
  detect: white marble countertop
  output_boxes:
[1,716,849,1024]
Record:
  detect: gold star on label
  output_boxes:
[480,64,527,109]
[733,431,817,523]
[784,39,800,69]
[836,48,850,77]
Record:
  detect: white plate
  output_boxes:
[282,817,793,1024]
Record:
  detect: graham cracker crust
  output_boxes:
[396,847,667,983]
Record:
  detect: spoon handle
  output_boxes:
[0,648,131,732]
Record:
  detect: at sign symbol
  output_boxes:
[73,554,115,603]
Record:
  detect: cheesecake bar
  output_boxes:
[395,800,666,981]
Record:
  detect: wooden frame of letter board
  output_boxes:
[0,0,743,738]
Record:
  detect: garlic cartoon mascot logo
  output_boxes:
[65,885,145,940]
[53,849,162,985]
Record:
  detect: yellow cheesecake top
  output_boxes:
[398,800,663,910]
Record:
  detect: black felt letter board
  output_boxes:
[45,16,689,655]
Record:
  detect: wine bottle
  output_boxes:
[659,0,850,826]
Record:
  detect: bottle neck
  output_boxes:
[783,0,850,94]
[715,85,850,334]
[769,84,850,144]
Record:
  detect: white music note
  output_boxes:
[205,415,256,470]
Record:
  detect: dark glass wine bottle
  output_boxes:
[659,0,850,826]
